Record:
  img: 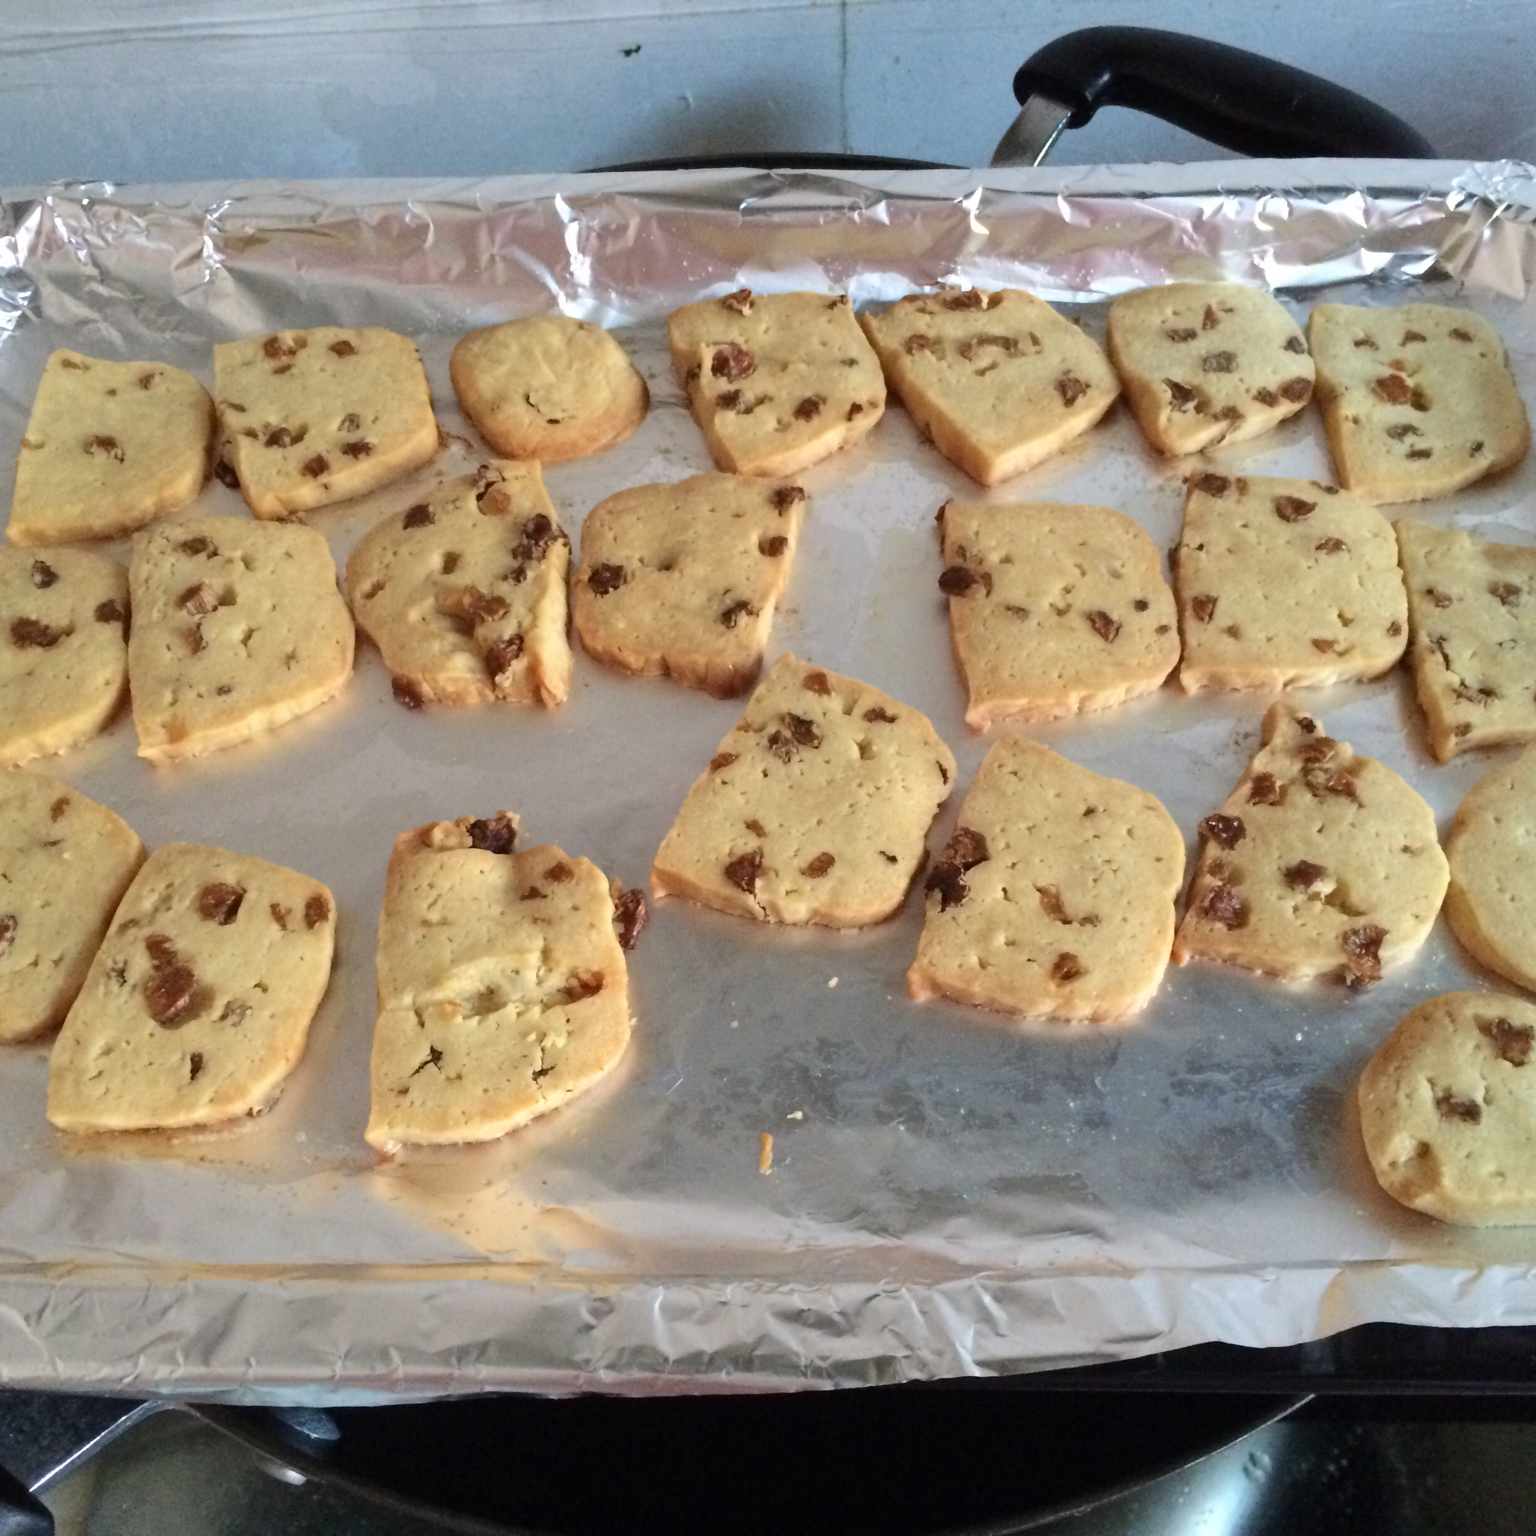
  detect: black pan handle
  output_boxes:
[1014,27,1435,159]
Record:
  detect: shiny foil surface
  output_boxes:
[0,160,1534,1403]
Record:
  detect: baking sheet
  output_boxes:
[1,159,1536,1404]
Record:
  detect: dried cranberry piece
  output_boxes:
[10,618,64,648]
[1342,924,1387,987]
[711,343,755,382]
[1198,814,1245,849]
[1055,372,1088,406]
[924,861,968,911]
[1283,860,1326,890]
[613,889,648,950]
[1479,1016,1535,1067]
[144,961,198,1028]
[467,813,518,854]
[588,563,625,596]
[724,848,764,893]
[1051,953,1083,982]
[197,883,245,925]
[1273,496,1316,523]
[1434,1089,1482,1123]
[1200,883,1248,929]
[304,893,330,929]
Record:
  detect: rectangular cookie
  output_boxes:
[46,843,336,1132]
[860,289,1120,484]
[347,462,570,708]
[667,291,885,477]
[907,737,1184,1022]
[129,515,356,763]
[1,547,129,767]
[1398,518,1536,761]
[1174,473,1407,693]
[366,814,632,1152]
[0,770,145,1042]
[8,350,214,546]
[651,654,956,927]
[1173,703,1448,985]
[214,326,440,518]
[1105,283,1313,455]
[572,474,807,698]
[939,500,1179,727]
[1309,303,1529,502]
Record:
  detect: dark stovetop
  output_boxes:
[14,1325,1536,1535]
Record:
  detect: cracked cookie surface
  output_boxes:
[1173,703,1447,984]
[1398,519,1536,761]
[365,815,632,1151]
[651,654,955,927]
[1359,991,1536,1226]
[347,462,570,708]
[129,514,355,763]
[907,737,1184,1022]
[861,289,1120,484]
[1174,473,1407,693]
[939,500,1178,727]
[47,842,335,1132]
[8,349,214,545]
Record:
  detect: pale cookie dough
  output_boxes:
[573,474,807,698]
[1174,473,1407,693]
[907,738,1185,1022]
[1309,303,1529,503]
[1105,283,1313,456]
[129,515,355,763]
[1398,519,1536,761]
[860,289,1120,484]
[1359,991,1536,1226]
[365,814,633,1151]
[0,770,145,1042]
[1173,703,1448,984]
[450,316,648,463]
[8,350,214,546]
[667,290,885,478]
[652,654,956,927]
[47,843,335,1132]
[214,326,440,518]
[939,500,1178,728]
[1,547,129,767]
[1444,746,1536,993]
[347,463,570,708]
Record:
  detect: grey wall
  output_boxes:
[1,0,1528,187]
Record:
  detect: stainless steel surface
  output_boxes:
[990,94,1073,166]
[1,162,1535,1401]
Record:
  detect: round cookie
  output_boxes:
[1445,745,1536,991]
[450,317,648,463]
[1359,991,1536,1225]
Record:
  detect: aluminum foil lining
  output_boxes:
[0,159,1535,1405]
